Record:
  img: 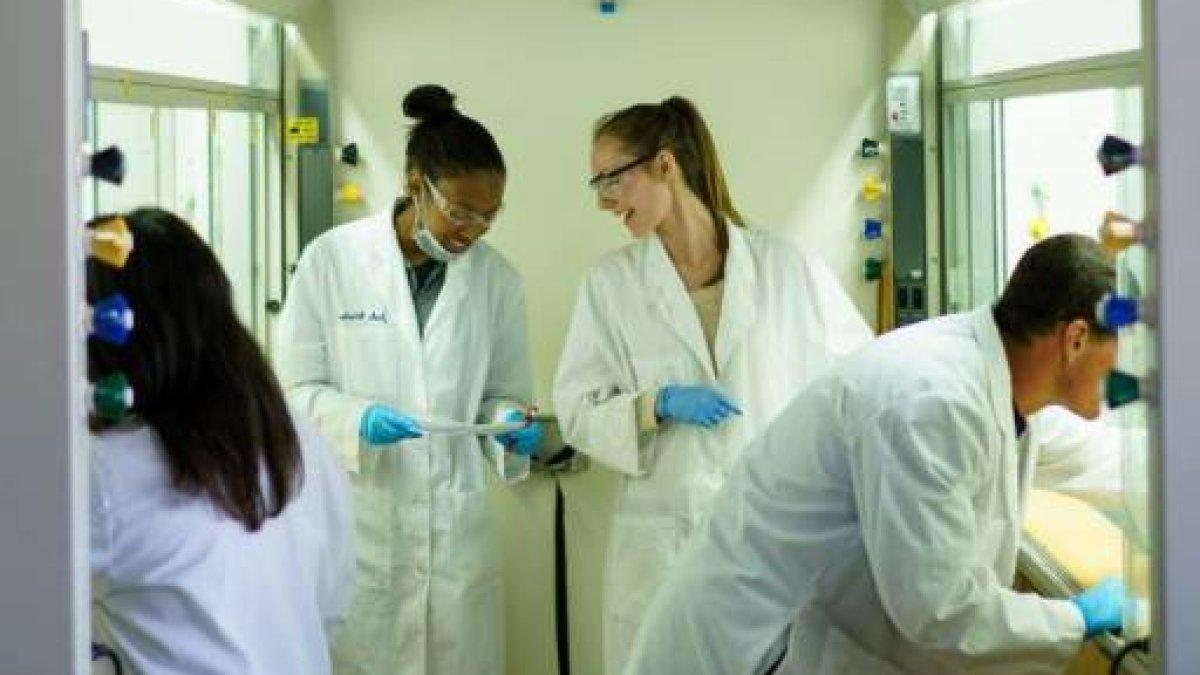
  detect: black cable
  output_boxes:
[92,642,123,675]
[1109,637,1150,675]
[554,481,571,675]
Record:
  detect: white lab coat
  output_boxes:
[275,210,533,675]
[553,221,872,674]
[90,413,353,675]
[623,307,1090,675]
[1030,405,1124,492]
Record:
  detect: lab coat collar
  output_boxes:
[640,219,756,379]
[643,234,711,375]
[714,223,757,373]
[972,305,1017,449]
[367,209,469,335]
[429,252,470,321]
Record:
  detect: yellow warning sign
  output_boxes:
[285,117,319,144]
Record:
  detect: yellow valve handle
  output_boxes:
[862,174,888,203]
[337,182,364,204]
[1028,215,1049,242]
[88,217,134,268]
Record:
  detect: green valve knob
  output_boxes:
[1105,370,1141,409]
[92,372,134,423]
[864,257,884,281]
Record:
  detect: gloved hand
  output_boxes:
[496,409,544,457]
[359,404,425,446]
[1071,577,1126,638]
[655,385,742,428]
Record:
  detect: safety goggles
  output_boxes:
[423,176,499,231]
[587,154,654,200]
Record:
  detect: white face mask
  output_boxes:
[412,199,462,263]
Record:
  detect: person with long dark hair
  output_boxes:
[276,84,542,674]
[88,208,352,674]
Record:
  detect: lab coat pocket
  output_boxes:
[446,577,504,675]
[434,488,504,669]
[606,512,681,625]
[349,475,393,592]
[436,488,502,606]
[335,324,400,399]
[684,470,726,530]
[332,575,401,675]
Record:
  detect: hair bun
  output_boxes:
[403,84,458,123]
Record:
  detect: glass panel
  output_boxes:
[944,82,1151,638]
[943,0,1141,80]
[941,100,1001,313]
[82,0,279,90]
[1117,243,1153,639]
[93,103,213,238]
[213,109,258,334]
[999,87,1145,276]
[92,102,273,343]
[967,101,1002,305]
[248,24,281,91]
[158,108,213,239]
[946,88,1145,308]
[262,112,285,356]
[941,104,969,312]
[83,100,98,222]
[93,101,159,215]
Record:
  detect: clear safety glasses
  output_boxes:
[423,176,499,232]
[588,154,654,200]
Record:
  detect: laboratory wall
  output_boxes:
[324,2,889,674]
[328,0,888,405]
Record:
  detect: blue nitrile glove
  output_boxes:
[654,385,742,428]
[496,409,544,457]
[1071,577,1126,638]
[359,405,425,446]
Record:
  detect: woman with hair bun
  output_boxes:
[277,84,542,674]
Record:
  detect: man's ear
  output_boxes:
[1063,318,1090,365]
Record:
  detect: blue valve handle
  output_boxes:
[90,293,134,346]
[1096,293,1140,330]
